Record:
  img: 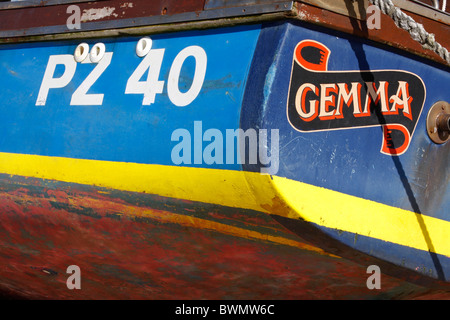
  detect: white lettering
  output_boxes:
[70,52,112,105]
[36,55,77,106]
[125,48,165,105]
[168,46,207,107]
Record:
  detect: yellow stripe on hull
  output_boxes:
[0,151,448,258]
[271,177,450,258]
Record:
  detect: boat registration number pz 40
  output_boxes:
[35,39,207,108]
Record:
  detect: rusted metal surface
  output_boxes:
[0,174,445,299]
[294,1,450,66]
[0,0,448,65]
[427,101,450,144]
[412,0,450,13]
[0,0,294,39]
[304,0,450,18]
[305,0,368,19]
[394,0,450,21]
[0,0,205,32]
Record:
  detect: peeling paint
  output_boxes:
[81,7,118,22]
[120,2,134,8]
[296,8,321,23]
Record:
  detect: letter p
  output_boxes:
[36,55,77,106]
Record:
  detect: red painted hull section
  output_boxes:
[0,175,447,299]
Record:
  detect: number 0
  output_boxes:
[167,46,207,107]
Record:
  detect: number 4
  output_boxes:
[125,48,165,105]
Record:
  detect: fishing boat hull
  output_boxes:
[0,0,449,299]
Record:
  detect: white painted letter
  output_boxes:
[36,55,77,106]
[70,52,112,105]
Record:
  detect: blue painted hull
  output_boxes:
[241,21,450,283]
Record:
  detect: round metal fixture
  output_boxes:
[426,101,450,144]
